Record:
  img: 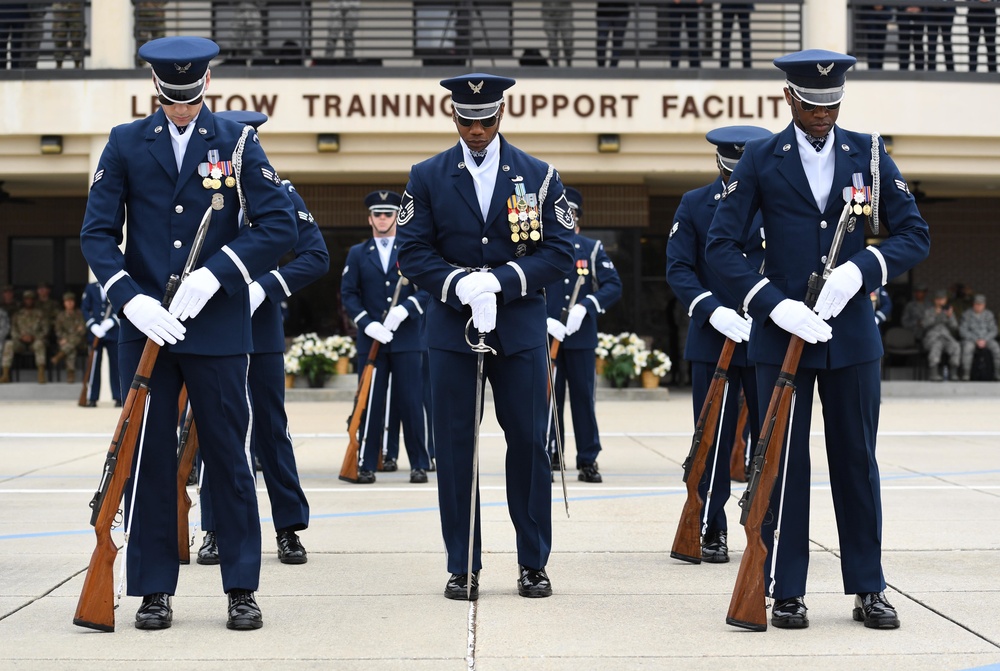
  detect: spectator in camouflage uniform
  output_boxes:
[52,291,85,383]
[922,289,961,381]
[0,307,9,347]
[959,294,1000,381]
[900,284,929,341]
[0,285,19,319]
[52,1,85,68]
[34,282,58,341]
[0,290,48,384]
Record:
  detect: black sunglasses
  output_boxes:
[455,112,500,128]
[789,89,840,112]
[158,94,203,107]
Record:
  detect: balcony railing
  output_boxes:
[2,1,804,72]
[848,0,1000,74]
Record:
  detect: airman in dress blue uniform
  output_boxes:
[397,73,575,600]
[341,190,432,484]
[706,49,930,630]
[81,281,121,406]
[543,187,622,483]
[79,37,299,631]
[665,125,770,564]
[195,111,329,568]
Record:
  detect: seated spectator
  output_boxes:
[921,289,961,381]
[0,306,8,347]
[900,284,929,341]
[0,290,48,384]
[52,291,86,383]
[959,294,1000,381]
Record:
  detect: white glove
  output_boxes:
[124,294,186,346]
[90,324,107,339]
[383,305,409,332]
[769,299,833,344]
[169,267,221,321]
[709,307,752,343]
[814,261,863,321]
[99,318,115,332]
[249,281,267,315]
[547,317,567,342]
[564,304,588,336]
[364,321,394,344]
[455,272,501,305]
[470,292,497,333]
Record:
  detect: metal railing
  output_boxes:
[0,1,89,70]
[1,1,804,72]
[849,0,999,74]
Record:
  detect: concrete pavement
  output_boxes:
[2,384,1000,669]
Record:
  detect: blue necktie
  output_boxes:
[807,134,826,152]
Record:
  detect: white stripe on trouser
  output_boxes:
[767,390,796,600]
[118,391,153,605]
[381,372,393,461]
[358,368,378,469]
[701,380,729,536]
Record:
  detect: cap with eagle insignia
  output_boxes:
[440,72,516,120]
[214,110,268,129]
[773,49,856,107]
[705,125,772,173]
[138,36,218,105]
[365,190,402,214]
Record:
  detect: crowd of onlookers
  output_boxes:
[0,282,86,384]
[898,284,1000,381]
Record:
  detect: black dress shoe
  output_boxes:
[550,452,562,471]
[226,589,263,630]
[444,571,479,601]
[578,462,603,483]
[356,470,376,484]
[85,400,97,408]
[196,531,220,565]
[380,458,398,472]
[771,596,809,629]
[276,530,307,564]
[410,468,428,484]
[701,529,729,564]
[517,565,553,598]
[114,399,123,407]
[428,458,436,472]
[135,592,172,630]
[853,591,900,629]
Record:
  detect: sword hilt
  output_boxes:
[464,318,497,355]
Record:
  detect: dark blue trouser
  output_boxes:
[549,346,602,467]
[119,341,260,595]
[356,350,429,471]
[86,339,121,402]
[755,359,886,600]
[430,345,552,574]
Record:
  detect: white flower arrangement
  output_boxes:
[595,332,671,385]
[284,332,339,377]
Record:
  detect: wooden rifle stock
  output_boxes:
[726,336,804,631]
[175,402,199,564]
[73,335,164,632]
[670,338,736,563]
[338,340,380,482]
[730,393,749,482]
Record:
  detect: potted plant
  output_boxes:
[641,348,671,388]
[602,332,646,389]
[328,335,357,375]
[595,331,617,376]
[285,332,338,388]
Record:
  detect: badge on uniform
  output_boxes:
[397,191,414,226]
[261,166,281,186]
[508,182,542,242]
[669,221,679,239]
[576,259,590,276]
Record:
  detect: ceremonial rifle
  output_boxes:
[729,392,749,482]
[175,393,200,564]
[726,200,853,631]
[73,205,213,632]
[669,337,736,563]
[548,259,588,363]
[339,272,408,483]
[79,301,114,407]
